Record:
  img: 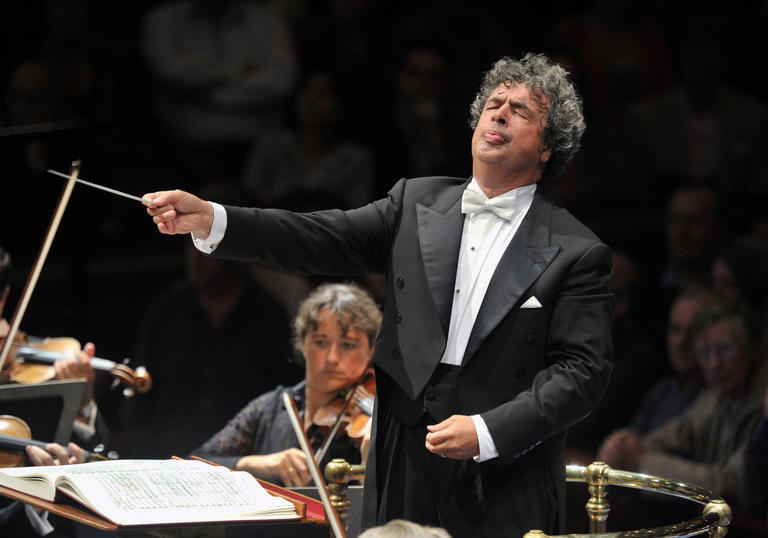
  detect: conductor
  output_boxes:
[143,53,614,537]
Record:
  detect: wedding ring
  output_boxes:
[440,452,446,458]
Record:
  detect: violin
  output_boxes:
[0,332,152,397]
[312,369,375,462]
[0,415,113,468]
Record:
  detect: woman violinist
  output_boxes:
[192,282,381,487]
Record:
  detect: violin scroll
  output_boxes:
[110,361,152,397]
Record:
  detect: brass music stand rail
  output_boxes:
[324,459,732,537]
[325,458,366,524]
[524,461,731,538]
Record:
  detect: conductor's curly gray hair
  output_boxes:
[469,53,586,184]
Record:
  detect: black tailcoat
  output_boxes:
[215,176,614,535]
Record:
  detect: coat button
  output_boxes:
[391,348,401,360]
[395,312,402,324]
[396,277,405,289]
[526,333,536,344]
[426,392,436,401]
[515,367,525,378]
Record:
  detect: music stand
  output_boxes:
[0,379,86,444]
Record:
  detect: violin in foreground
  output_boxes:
[312,369,375,462]
[0,333,152,398]
[0,415,116,468]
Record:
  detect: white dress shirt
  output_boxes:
[443,178,536,461]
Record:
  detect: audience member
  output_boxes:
[192,283,381,486]
[293,0,387,115]
[711,238,768,326]
[619,8,768,204]
[139,0,297,182]
[627,289,716,435]
[549,1,673,117]
[548,1,674,209]
[241,68,375,210]
[358,518,452,538]
[598,302,767,509]
[373,37,469,194]
[660,185,722,298]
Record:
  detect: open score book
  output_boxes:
[0,459,299,526]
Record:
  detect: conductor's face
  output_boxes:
[471,82,550,186]
[303,308,372,398]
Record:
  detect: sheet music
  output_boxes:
[10,459,298,525]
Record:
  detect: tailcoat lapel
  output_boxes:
[463,195,561,363]
[416,180,467,334]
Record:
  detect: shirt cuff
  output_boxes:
[471,414,499,462]
[24,503,54,535]
[192,202,227,253]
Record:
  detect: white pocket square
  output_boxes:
[520,296,542,309]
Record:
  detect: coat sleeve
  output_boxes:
[212,179,407,276]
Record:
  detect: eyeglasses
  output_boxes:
[693,341,738,364]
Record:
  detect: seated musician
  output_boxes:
[0,245,106,449]
[192,282,381,487]
[1,245,108,537]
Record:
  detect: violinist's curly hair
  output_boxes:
[292,282,382,360]
[468,53,586,184]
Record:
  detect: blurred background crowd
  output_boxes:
[1,0,768,533]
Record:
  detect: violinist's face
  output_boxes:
[303,308,372,398]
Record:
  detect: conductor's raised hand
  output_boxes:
[142,190,215,238]
[425,414,479,460]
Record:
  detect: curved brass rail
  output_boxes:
[324,459,732,537]
[524,461,731,538]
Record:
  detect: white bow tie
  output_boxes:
[461,189,516,220]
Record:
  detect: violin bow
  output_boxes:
[0,160,81,372]
[281,391,347,538]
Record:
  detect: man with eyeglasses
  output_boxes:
[598,301,767,511]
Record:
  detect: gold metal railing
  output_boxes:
[325,458,366,523]
[524,461,732,538]
[325,459,732,538]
